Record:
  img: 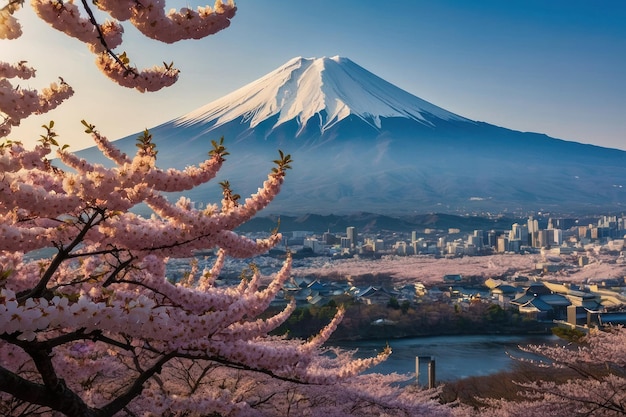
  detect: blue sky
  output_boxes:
[5,0,626,151]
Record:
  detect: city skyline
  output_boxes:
[4,1,625,151]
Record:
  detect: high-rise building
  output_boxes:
[395,241,408,255]
[552,228,563,246]
[497,236,508,253]
[346,226,357,249]
[510,223,529,247]
[472,230,484,248]
[468,234,482,248]
[322,231,337,245]
[537,229,549,248]
[528,216,539,247]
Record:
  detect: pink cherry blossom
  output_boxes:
[0,118,428,415]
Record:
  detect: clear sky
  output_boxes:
[4,0,626,151]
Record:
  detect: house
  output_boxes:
[306,279,347,297]
[396,284,421,302]
[307,279,328,293]
[510,282,570,320]
[293,276,312,288]
[491,284,522,308]
[355,286,395,305]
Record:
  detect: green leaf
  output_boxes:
[81,120,95,134]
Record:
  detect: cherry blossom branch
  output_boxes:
[95,0,237,43]
[79,0,123,57]
[172,351,315,386]
[100,256,135,287]
[0,364,94,417]
[22,342,97,417]
[17,208,106,302]
[0,66,74,138]
[100,352,177,417]
[25,0,235,92]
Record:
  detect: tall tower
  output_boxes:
[527,216,539,247]
[346,226,357,249]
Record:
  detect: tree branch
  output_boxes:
[79,0,136,76]
[99,352,176,416]
[17,208,106,303]
[6,347,98,417]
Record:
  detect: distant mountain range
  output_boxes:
[235,212,601,235]
[235,212,517,234]
[79,56,626,216]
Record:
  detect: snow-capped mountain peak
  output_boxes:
[80,55,626,215]
[175,56,469,135]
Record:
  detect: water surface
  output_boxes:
[333,334,559,383]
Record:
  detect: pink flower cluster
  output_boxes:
[95,54,180,92]
[0,61,35,79]
[1,0,236,92]
[31,0,124,53]
[0,3,22,39]
[0,61,74,138]
[94,0,237,43]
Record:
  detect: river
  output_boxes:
[332,334,560,384]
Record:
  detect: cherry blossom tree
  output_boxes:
[2,107,450,416]
[0,2,462,416]
[476,326,626,417]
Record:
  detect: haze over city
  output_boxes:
[5,0,626,151]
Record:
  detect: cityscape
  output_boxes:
[293,214,626,258]
[186,212,626,337]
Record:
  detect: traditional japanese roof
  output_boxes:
[540,293,571,306]
[492,284,521,295]
[307,280,327,291]
[600,312,626,325]
[511,293,534,305]
[520,298,553,312]
[356,286,379,297]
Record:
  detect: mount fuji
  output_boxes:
[81,56,626,216]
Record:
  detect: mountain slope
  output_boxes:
[79,56,626,216]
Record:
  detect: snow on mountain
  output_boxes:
[79,56,626,216]
[174,56,470,136]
